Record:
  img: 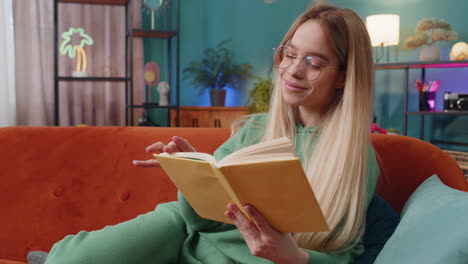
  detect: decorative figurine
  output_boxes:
[60,27,94,77]
[157,81,170,106]
[143,62,160,103]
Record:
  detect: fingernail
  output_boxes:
[244,205,253,214]
[227,203,235,210]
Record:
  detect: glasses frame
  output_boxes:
[273,45,338,81]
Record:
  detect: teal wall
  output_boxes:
[143,0,468,151]
[332,0,468,151]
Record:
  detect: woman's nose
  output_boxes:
[287,58,304,78]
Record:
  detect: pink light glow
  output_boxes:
[428,99,435,111]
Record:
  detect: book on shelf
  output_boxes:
[153,137,329,233]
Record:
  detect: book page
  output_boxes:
[218,137,296,166]
[158,152,216,164]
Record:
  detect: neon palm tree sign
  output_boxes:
[60,27,94,77]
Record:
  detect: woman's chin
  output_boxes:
[282,92,304,106]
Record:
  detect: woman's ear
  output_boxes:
[335,72,346,89]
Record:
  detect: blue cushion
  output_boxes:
[353,195,399,264]
[374,175,468,263]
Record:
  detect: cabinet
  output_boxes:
[170,107,249,128]
[375,60,468,147]
[53,0,180,126]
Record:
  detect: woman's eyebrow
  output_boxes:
[288,44,330,62]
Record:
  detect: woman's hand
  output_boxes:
[132,136,196,168]
[225,203,310,264]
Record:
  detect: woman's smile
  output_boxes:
[284,79,307,91]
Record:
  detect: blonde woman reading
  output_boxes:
[45,3,397,264]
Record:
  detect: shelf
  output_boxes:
[128,104,178,109]
[177,106,249,111]
[58,76,129,82]
[406,111,468,116]
[130,29,177,39]
[432,139,468,147]
[376,60,468,70]
[57,0,128,5]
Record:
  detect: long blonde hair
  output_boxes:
[263,3,374,251]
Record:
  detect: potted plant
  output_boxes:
[183,40,253,106]
[404,18,458,61]
[386,128,400,135]
[247,76,274,114]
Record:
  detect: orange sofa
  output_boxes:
[0,126,467,264]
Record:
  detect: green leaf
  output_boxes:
[182,40,253,94]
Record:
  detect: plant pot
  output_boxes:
[72,71,88,77]
[209,89,226,106]
[420,46,440,61]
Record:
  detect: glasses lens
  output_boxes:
[277,47,293,69]
[274,47,323,81]
[303,56,323,81]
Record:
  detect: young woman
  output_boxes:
[45,3,379,264]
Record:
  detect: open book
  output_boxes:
[153,137,329,233]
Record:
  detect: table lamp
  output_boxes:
[366,14,400,63]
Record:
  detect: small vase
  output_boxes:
[419,91,436,112]
[420,46,440,61]
[209,89,226,107]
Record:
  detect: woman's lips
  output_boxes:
[284,80,307,91]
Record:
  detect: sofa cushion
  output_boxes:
[374,174,468,263]
[353,195,399,264]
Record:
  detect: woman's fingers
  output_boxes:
[172,136,196,152]
[163,141,180,153]
[244,205,276,234]
[132,159,160,168]
[225,203,259,239]
[135,137,195,168]
[145,142,166,153]
[145,137,195,154]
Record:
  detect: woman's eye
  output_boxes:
[305,57,323,69]
[284,52,295,59]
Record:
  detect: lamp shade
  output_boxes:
[366,14,400,46]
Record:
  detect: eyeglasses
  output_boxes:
[273,46,338,81]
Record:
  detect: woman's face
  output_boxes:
[279,20,345,114]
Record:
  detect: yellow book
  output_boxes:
[153,137,329,233]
